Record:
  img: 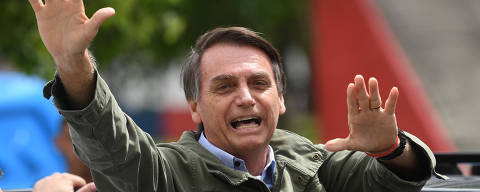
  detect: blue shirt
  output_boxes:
[198,132,276,189]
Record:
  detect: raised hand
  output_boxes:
[28,0,115,108]
[28,0,114,61]
[325,75,399,153]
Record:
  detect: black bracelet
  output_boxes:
[377,130,407,161]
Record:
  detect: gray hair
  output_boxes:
[181,27,286,101]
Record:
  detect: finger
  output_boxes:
[88,7,116,33]
[76,183,97,192]
[346,83,358,114]
[28,0,44,12]
[60,173,87,187]
[368,77,382,110]
[384,87,399,114]
[354,75,369,110]
[43,0,57,6]
[325,138,349,152]
[33,177,47,191]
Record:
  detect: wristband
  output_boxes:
[366,130,407,160]
[366,136,399,158]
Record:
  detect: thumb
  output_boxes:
[89,7,115,32]
[76,182,97,192]
[324,138,350,152]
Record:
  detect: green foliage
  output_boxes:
[0,0,309,79]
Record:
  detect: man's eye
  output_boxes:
[215,84,230,92]
[255,80,268,86]
[218,84,228,89]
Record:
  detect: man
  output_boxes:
[28,0,439,191]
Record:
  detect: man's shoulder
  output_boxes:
[155,131,221,164]
[271,129,326,150]
[271,129,329,176]
[155,131,199,153]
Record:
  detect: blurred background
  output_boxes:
[1,0,479,188]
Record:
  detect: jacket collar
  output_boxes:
[176,129,328,187]
[270,129,328,177]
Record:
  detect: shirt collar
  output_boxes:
[198,132,276,189]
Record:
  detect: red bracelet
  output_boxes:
[365,136,399,158]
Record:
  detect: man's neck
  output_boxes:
[236,146,270,176]
[199,132,271,176]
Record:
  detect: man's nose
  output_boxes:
[235,85,255,107]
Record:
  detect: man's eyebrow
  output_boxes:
[211,74,236,82]
[210,72,270,82]
[251,72,271,79]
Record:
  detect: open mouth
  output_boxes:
[230,117,262,129]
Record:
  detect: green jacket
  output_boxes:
[45,72,437,192]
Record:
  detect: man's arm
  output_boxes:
[28,0,114,108]
[318,143,432,192]
[28,1,171,191]
[59,73,169,191]
[324,75,431,180]
[379,135,431,181]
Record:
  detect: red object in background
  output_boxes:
[160,108,197,140]
[311,0,455,152]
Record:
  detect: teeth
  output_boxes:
[236,122,257,129]
[231,116,261,129]
[233,117,257,122]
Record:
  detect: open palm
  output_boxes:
[325,75,399,153]
[28,0,115,59]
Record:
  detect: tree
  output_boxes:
[0,0,308,78]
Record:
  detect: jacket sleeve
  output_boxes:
[44,71,172,192]
[317,132,439,192]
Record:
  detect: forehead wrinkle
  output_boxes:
[200,44,275,89]
[203,44,271,67]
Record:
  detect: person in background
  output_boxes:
[0,57,67,188]
[0,58,91,188]
[56,121,93,183]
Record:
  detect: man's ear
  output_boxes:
[189,101,202,124]
[279,93,286,115]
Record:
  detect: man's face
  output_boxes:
[189,43,286,157]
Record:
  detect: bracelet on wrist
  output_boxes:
[365,130,407,160]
